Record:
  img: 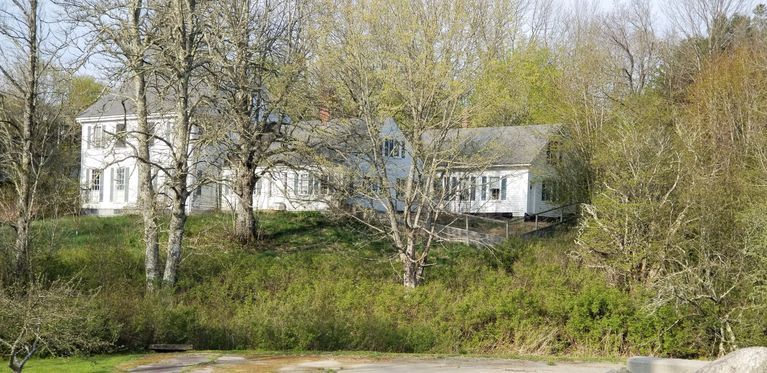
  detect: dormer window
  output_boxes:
[382,139,405,158]
[546,141,561,165]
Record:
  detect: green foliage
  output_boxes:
[471,47,563,127]
[12,212,728,358]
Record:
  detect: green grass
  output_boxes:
[15,354,141,373]
[0,211,695,362]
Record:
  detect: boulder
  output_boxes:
[696,347,767,373]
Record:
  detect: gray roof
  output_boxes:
[424,124,561,165]
[293,120,560,167]
[77,89,173,120]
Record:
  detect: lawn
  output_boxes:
[14,354,141,373]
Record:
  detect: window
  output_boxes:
[91,169,102,191]
[470,177,476,201]
[297,173,310,196]
[459,178,473,201]
[115,167,127,191]
[488,177,500,200]
[195,171,203,197]
[295,173,327,196]
[382,139,404,158]
[115,120,127,147]
[316,177,330,195]
[542,182,554,202]
[546,141,562,165]
[150,122,170,145]
[90,125,104,148]
[255,177,262,195]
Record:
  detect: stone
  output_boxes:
[627,356,708,373]
[696,347,767,373]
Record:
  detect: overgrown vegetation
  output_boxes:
[2,212,760,360]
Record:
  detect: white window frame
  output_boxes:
[91,125,104,148]
[298,173,311,196]
[91,169,102,191]
[488,176,501,201]
[115,167,127,191]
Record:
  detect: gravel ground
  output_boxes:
[125,353,624,373]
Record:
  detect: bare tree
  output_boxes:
[61,0,162,291]
[204,0,307,244]
[0,280,112,373]
[667,0,751,64]
[313,0,502,288]
[601,0,661,96]
[152,0,207,287]
[0,0,79,281]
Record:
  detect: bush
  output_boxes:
[18,212,744,358]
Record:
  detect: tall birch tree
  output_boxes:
[62,0,162,290]
[153,0,207,287]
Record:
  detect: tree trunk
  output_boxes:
[162,197,187,287]
[162,68,191,288]
[14,0,38,283]
[13,205,30,281]
[233,161,257,243]
[402,241,419,288]
[133,72,160,291]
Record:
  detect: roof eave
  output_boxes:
[76,112,172,123]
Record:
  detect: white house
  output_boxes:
[77,94,219,216]
[432,124,564,218]
[78,96,565,218]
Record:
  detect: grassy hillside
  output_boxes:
[2,212,695,358]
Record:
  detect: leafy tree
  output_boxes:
[471,47,562,127]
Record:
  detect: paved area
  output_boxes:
[125,353,624,372]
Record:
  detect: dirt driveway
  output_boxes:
[124,352,624,372]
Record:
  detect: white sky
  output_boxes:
[2,0,760,81]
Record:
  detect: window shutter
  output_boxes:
[99,170,104,202]
[110,168,115,202]
[85,169,91,203]
[481,177,487,201]
[124,168,130,202]
[501,177,507,200]
[293,173,298,196]
[86,126,92,149]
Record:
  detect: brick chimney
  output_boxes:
[318,86,335,124]
[319,107,331,123]
[461,109,470,128]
